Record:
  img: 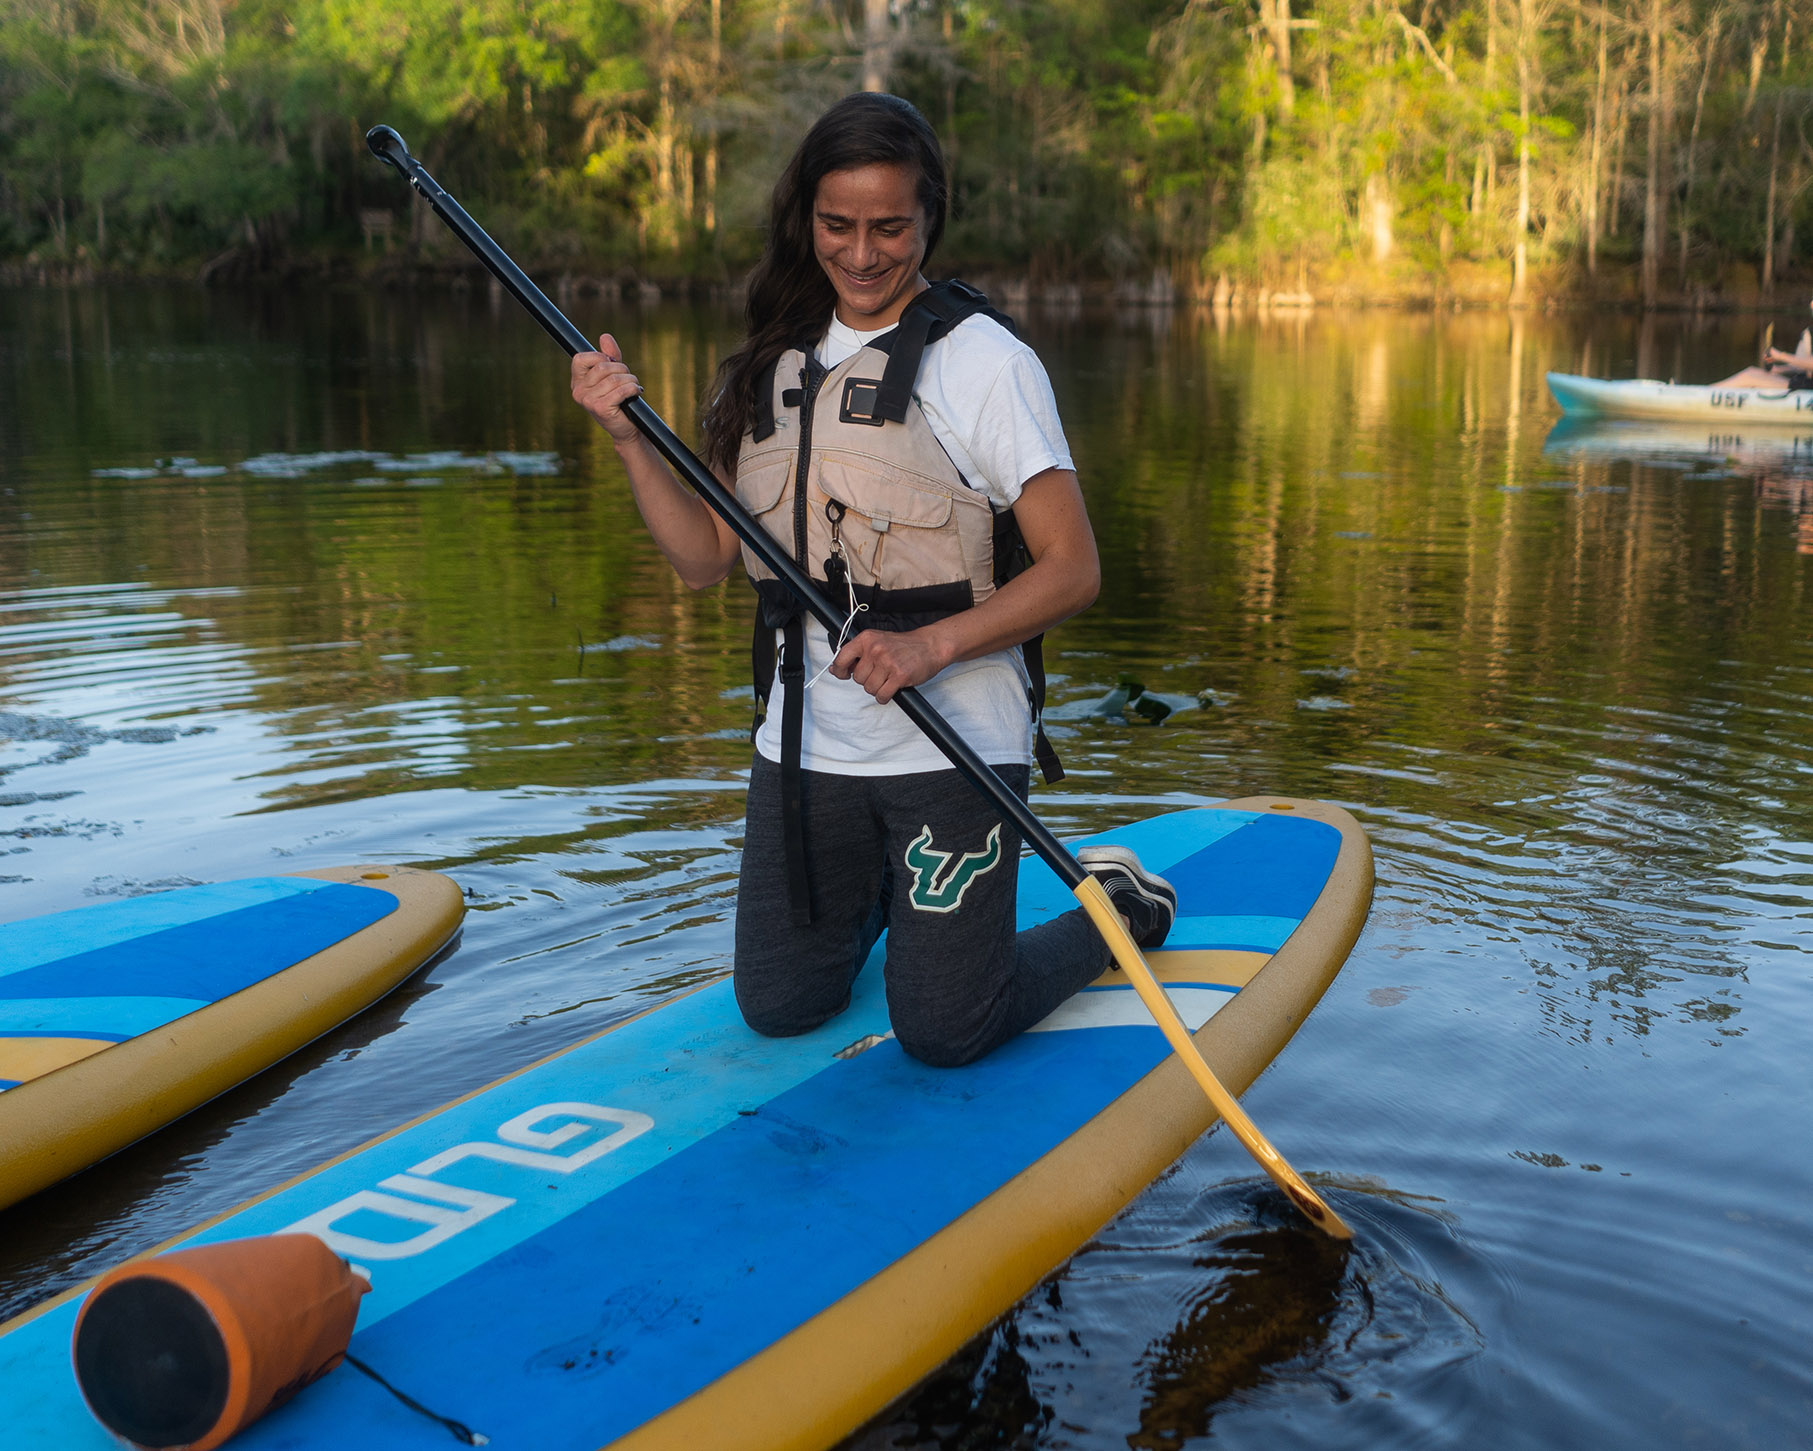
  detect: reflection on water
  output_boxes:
[1545,416,1813,551]
[853,1176,1489,1451]
[1130,1224,1351,1447]
[2,291,1811,1448]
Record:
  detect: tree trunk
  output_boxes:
[1608,78,1628,237]
[1747,0,1782,117]
[1679,12,1720,287]
[1264,0,1295,119]
[1365,172,1393,262]
[1442,149,1457,262]
[1588,10,1607,274]
[862,0,891,92]
[943,4,958,165]
[652,76,679,252]
[1641,0,1665,309]
[1764,96,1783,294]
[1512,0,1533,304]
[705,144,718,238]
[706,0,720,239]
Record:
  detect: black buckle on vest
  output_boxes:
[838,378,887,426]
[781,387,803,409]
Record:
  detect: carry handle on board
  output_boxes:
[364,123,1352,1242]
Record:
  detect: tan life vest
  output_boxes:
[730,281,1062,925]
[734,345,997,634]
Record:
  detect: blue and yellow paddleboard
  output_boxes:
[0,798,1369,1450]
[0,866,464,1211]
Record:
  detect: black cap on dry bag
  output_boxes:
[71,1234,367,1451]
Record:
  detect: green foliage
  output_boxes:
[4,0,1813,294]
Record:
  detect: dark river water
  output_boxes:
[2,286,1810,1449]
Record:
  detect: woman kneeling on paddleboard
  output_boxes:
[571,92,1174,1066]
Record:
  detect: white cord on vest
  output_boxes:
[805,572,869,690]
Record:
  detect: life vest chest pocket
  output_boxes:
[813,453,992,592]
[735,452,795,521]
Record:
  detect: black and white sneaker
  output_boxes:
[1076,845,1177,949]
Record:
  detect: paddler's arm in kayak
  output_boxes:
[571,335,741,589]
[830,467,1100,705]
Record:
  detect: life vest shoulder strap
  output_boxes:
[870,280,1017,424]
[750,344,810,443]
[751,355,780,442]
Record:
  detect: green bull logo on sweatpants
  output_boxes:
[904,824,1002,913]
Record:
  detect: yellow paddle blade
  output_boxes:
[1072,875,1353,1241]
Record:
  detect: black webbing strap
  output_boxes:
[747,597,816,921]
[751,356,781,442]
[873,310,937,423]
[1024,634,1063,784]
[872,281,1015,423]
[750,616,776,740]
[778,614,812,926]
[991,508,1063,784]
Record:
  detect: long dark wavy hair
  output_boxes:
[699,92,949,475]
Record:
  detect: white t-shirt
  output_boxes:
[753,308,1075,775]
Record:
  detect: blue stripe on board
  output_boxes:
[1016,810,1262,927]
[0,1081,18,1091]
[241,1022,1176,1450]
[0,884,396,1005]
[1162,814,1340,921]
[0,877,331,978]
[0,1029,131,1041]
[0,998,210,1038]
[1016,813,1338,941]
[1165,914,1300,952]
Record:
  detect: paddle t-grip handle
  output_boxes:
[365,124,412,175]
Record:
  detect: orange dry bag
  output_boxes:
[71,1234,367,1451]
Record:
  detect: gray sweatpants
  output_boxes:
[734,754,1110,1066]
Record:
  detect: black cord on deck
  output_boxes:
[342,1352,488,1445]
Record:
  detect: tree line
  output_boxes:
[4,0,1812,305]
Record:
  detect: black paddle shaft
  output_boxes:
[365,124,1088,892]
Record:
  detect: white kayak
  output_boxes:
[1547,371,1813,425]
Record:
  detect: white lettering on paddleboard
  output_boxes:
[283,1101,653,1261]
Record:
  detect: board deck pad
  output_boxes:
[0,879,399,1089]
[0,806,1352,1449]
